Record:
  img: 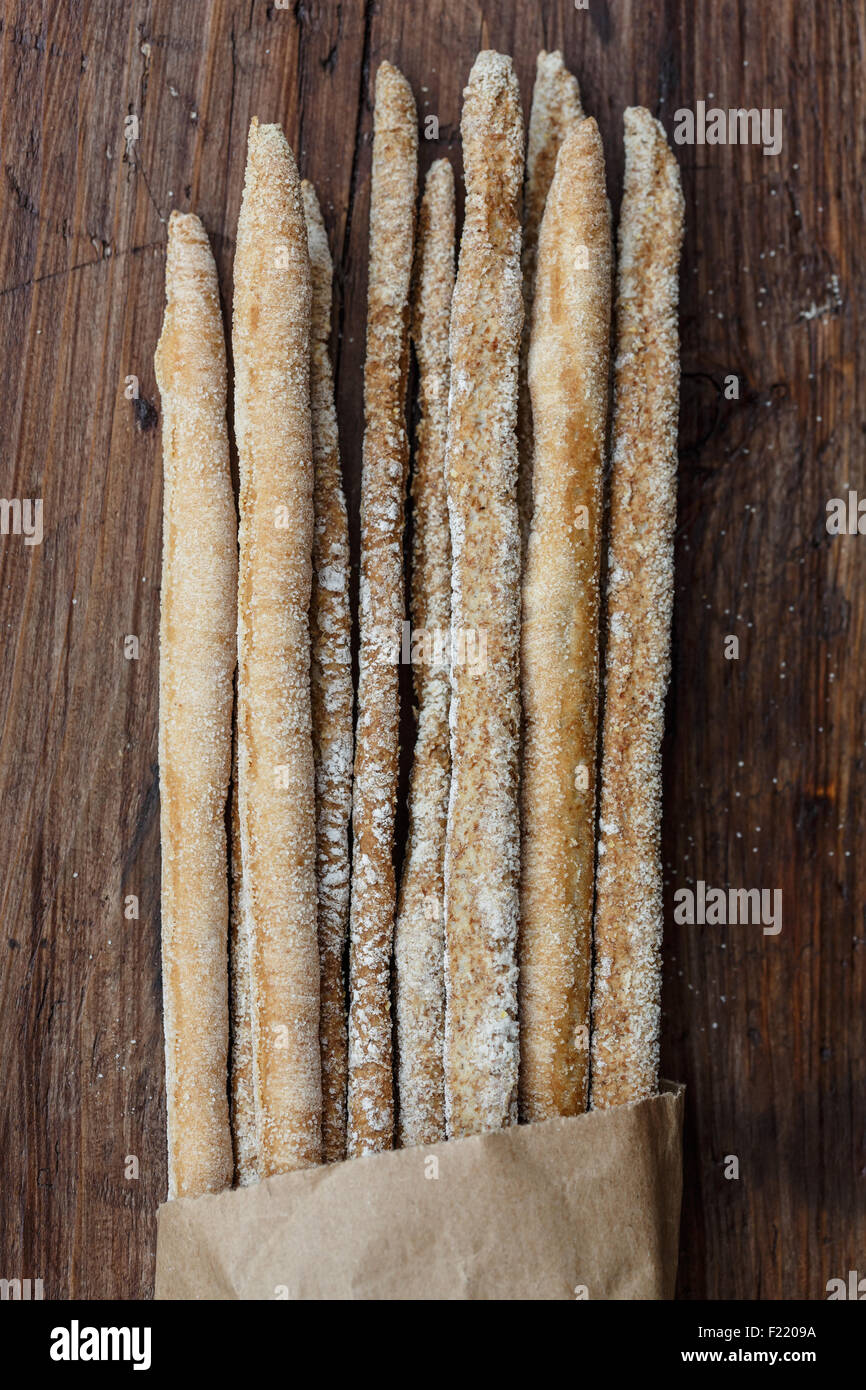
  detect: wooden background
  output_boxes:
[0,0,862,1300]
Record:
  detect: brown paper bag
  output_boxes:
[155,1081,684,1300]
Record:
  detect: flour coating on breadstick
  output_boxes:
[156,211,236,1199]
[302,180,353,1165]
[229,732,258,1184]
[443,52,524,1139]
[590,107,684,1108]
[234,120,322,1173]
[394,159,454,1148]
[520,120,611,1121]
[348,63,418,1156]
[517,51,584,551]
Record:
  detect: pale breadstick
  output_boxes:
[156,211,236,1199]
[394,159,455,1148]
[229,732,257,1184]
[302,180,353,1165]
[443,52,524,1139]
[517,50,584,550]
[519,120,611,1122]
[233,119,321,1173]
[590,107,684,1108]
[348,62,418,1157]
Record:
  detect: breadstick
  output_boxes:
[233,119,321,1173]
[155,211,236,1199]
[229,732,257,1184]
[302,179,353,1165]
[394,159,455,1148]
[443,52,524,1140]
[590,107,684,1109]
[517,50,583,551]
[348,62,418,1157]
[519,120,611,1122]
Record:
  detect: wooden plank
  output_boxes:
[0,0,862,1300]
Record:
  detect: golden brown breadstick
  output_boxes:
[517,50,584,550]
[302,179,353,1165]
[348,62,418,1157]
[233,119,321,1174]
[519,120,611,1122]
[590,107,684,1109]
[394,158,455,1148]
[443,52,524,1139]
[156,210,236,1200]
[229,732,257,1185]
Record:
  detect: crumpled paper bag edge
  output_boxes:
[155,1080,685,1301]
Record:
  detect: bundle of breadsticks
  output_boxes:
[156,50,683,1198]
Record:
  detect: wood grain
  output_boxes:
[0,0,862,1300]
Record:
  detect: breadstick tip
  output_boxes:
[239,121,305,246]
[463,51,521,128]
[535,47,578,92]
[301,177,327,242]
[376,58,403,82]
[623,106,685,213]
[302,179,334,337]
[163,211,213,286]
[426,157,454,187]
[244,118,298,179]
[546,118,608,227]
[624,106,676,163]
[158,213,220,373]
[461,52,523,209]
[562,113,602,158]
[166,208,205,238]
[623,104,655,134]
[375,59,416,112]
[527,51,583,163]
[466,48,518,94]
[247,118,289,151]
